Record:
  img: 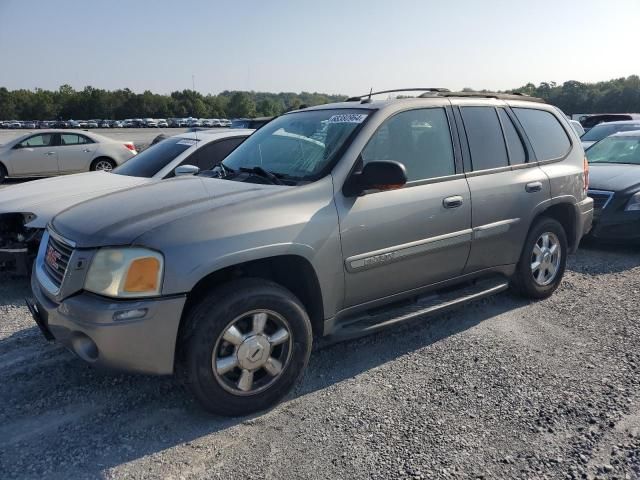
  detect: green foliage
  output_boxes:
[2,76,640,120]
[0,86,346,120]
[509,75,640,115]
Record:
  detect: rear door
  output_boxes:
[6,133,59,176]
[453,102,551,272]
[57,133,96,172]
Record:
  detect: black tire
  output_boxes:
[0,163,6,183]
[90,157,116,172]
[511,216,568,299]
[180,278,313,416]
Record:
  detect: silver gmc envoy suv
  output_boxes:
[29,89,594,416]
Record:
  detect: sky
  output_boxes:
[0,0,637,96]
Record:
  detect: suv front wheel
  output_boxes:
[512,216,568,299]
[180,278,313,416]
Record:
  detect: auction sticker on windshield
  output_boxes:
[328,113,368,124]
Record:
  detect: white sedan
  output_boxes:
[0,129,137,182]
[0,129,253,274]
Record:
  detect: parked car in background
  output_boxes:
[0,130,136,183]
[0,129,252,275]
[201,119,213,128]
[580,113,640,133]
[581,120,640,150]
[22,121,36,129]
[112,121,123,128]
[27,91,592,415]
[7,121,22,129]
[231,116,274,129]
[86,120,98,128]
[100,121,111,128]
[569,120,585,137]
[586,131,640,242]
[157,119,168,127]
[144,118,158,128]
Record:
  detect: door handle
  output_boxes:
[443,195,464,208]
[525,181,543,193]
[82,149,92,153]
[45,151,55,156]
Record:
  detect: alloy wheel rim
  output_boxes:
[212,309,292,396]
[95,161,113,171]
[530,232,561,286]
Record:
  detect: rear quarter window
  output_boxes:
[513,108,571,161]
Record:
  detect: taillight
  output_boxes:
[124,143,137,153]
[583,156,589,193]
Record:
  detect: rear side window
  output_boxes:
[498,109,527,165]
[513,108,571,161]
[460,106,509,170]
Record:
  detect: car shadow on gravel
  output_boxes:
[568,241,640,275]
[0,291,526,478]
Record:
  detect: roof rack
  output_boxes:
[418,91,545,103]
[346,88,451,102]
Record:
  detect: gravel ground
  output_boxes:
[1,244,639,479]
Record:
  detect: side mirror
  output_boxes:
[13,143,23,149]
[343,160,407,197]
[174,164,200,177]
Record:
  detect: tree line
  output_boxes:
[0,86,345,120]
[1,75,639,120]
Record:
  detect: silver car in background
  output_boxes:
[0,129,252,275]
[0,129,137,182]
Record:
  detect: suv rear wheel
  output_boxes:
[180,278,313,416]
[512,216,568,299]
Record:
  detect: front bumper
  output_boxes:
[590,210,640,241]
[30,272,187,375]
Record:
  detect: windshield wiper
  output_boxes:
[238,166,285,185]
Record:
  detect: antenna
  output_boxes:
[361,87,373,104]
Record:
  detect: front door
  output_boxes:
[57,133,96,172]
[7,133,59,176]
[335,107,472,308]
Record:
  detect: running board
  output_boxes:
[327,277,509,341]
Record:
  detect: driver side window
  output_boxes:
[19,134,54,148]
[361,108,455,182]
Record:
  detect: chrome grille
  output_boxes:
[588,190,614,212]
[43,233,74,288]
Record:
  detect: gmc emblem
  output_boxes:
[45,246,61,271]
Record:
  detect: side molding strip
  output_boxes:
[346,229,473,272]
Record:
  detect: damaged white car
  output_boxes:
[0,129,252,274]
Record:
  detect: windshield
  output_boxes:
[586,136,640,165]
[582,123,640,142]
[113,137,197,178]
[221,109,370,182]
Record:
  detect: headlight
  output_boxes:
[85,247,164,298]
[625,192,640,212]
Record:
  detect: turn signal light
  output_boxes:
[124,257,161,293]
[124,142,137,152]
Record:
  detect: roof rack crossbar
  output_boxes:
[346,88,451,101]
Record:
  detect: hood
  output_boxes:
[51,176,281,247]
[589,163,640,192]
[0,172,152,228]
